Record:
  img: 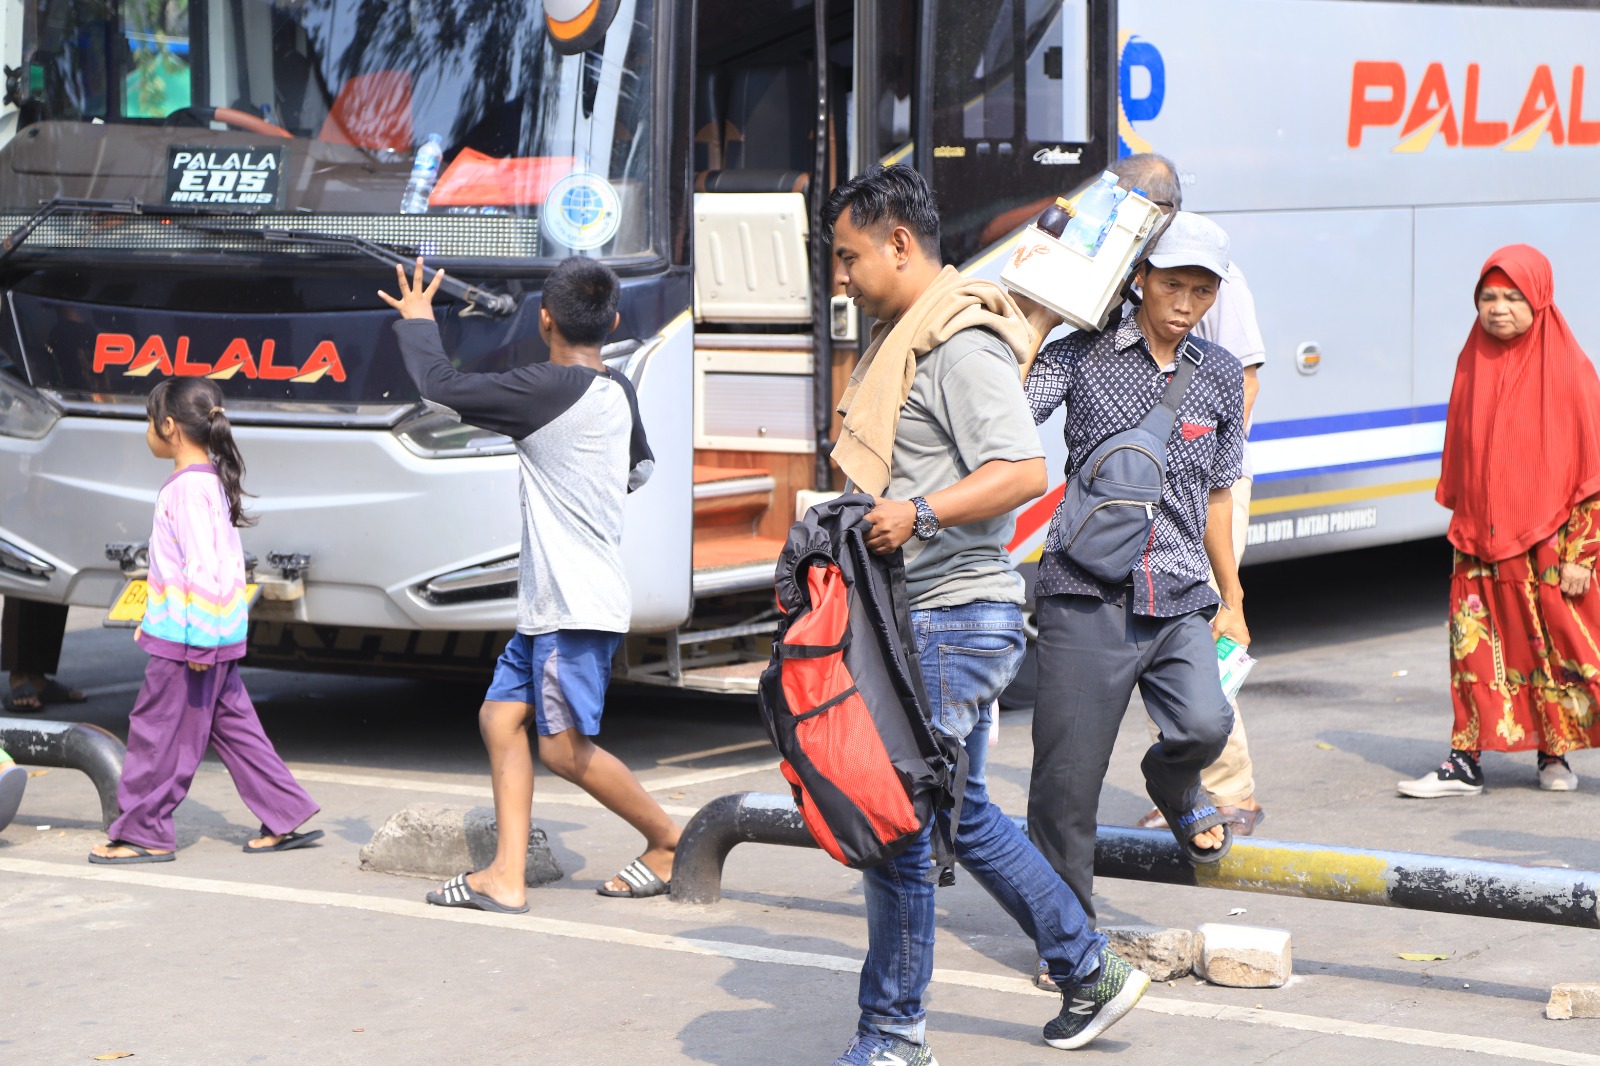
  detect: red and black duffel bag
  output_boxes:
[757,493,966,884]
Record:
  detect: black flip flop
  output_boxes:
[425,872,530,914]
[242,828,325,854]
[1147,790,1233,865]
[38,679,87,705]
[88,840,176,864]
[596,857,671,898]
[0,763,26,832]
[4,681,46,714]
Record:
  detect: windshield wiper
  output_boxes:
[179,223,516,317]
[0,196,250,264]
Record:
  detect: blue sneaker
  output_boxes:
[1043,947,1150,1050]
[829,1032,938,1066]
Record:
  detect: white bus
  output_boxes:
[0,0,1593,693]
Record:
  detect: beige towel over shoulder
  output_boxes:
[832,265,1040,496]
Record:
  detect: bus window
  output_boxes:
[123,3,192,120]
[925,0,1102,266]
[8,0,661,261]
[864,0,918,167]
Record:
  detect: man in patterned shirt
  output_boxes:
[1023,212,1249,920]
[1109,154,1269,839]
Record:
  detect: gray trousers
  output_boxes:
[1029,593,1234,922]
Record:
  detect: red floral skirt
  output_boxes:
[1449,516,1600,755]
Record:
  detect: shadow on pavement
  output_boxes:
[1295,955,1548,1005]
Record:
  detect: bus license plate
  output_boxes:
[104,580,260,629]
[105,579,150,628]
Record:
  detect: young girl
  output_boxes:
[89,379,321,863]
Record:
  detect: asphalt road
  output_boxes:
[4,538,1600,1065]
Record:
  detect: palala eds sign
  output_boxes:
[165,146,285,208]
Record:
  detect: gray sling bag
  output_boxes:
[1059,340,1204,584]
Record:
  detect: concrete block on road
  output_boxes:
[359,804,563,886]
[1194,923,1292,988]
[1546,982,1600,1020]
[1103,924,1194,981]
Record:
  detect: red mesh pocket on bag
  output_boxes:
[776,560,919,862]
[794,690,919,848]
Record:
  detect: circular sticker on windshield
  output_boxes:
[543,173,622,251]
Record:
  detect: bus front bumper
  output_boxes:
[0,416,525,630]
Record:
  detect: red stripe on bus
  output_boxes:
[1007,483,1065,553]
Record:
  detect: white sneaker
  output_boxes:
[1398,751,1484,797]
[1539,756,1579,791]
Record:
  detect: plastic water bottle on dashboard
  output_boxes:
[400,134,445,214]
[1062,170,1127,257]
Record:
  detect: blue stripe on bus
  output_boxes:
[1254,452,1442,484]
[1249,404,1449,443]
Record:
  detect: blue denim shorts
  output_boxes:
[484,630,622,736]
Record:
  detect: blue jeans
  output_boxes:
[857,600,1106,1043]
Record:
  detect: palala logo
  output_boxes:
[165,146,285,207]
[1349,62,1600,152]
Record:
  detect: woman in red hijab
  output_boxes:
[1400,245,1600,798]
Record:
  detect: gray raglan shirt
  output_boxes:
[394,319,653,636]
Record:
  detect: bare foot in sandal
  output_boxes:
[461,868,529,912]
[90,841,174,861]
[1191,825,1227,851]
[601,843,676,895]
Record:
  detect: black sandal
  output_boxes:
[88,840,175,864]
[1148,790,1234,864]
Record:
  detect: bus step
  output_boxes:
[692,536,786,596]
[677,659,768,695]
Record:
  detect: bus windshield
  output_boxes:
[5,0,657,260]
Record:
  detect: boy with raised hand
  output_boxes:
[381,256,679,910]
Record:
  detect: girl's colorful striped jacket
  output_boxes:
[137,464,249,664]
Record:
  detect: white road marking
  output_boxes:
[640,760,783,791]
[4,856,1594,1066]
[282,767,701,819]
[656,739,772,765]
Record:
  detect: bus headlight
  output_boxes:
[0,372,61,440]
[392,405,516,459]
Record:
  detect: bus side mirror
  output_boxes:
[543,0,624,56]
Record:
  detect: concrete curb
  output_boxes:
[1195,923,1293,988]
[1104,924,1195,981]
[359,804,563,886]
[1546,982,1600,1020]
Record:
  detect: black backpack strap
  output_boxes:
[885,552,966,888]
[929,742,966,887]
[885,548,933,714]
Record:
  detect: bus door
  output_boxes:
[860,0,1117,574]
[613,0,857,693]
[856,0,1117,269]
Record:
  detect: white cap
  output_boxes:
[1146,211,1230,280]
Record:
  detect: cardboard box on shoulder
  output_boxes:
[1000,189,1163,333]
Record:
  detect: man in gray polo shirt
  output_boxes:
[821,164,1148,1066]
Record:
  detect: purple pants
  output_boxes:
[108,656,318,851]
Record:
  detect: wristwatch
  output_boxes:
[911,496,941,541]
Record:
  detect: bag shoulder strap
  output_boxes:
[1157,340,1205,417]
[1136,339,1205,440]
